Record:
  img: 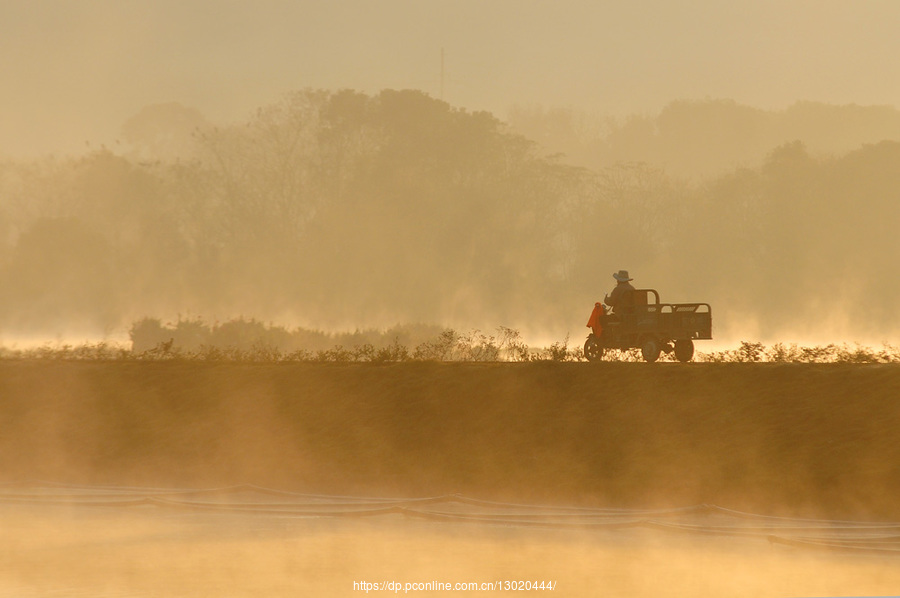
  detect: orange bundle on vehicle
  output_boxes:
[586,302,604,336]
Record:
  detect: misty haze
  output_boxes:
[2,91,899,345]
[2,2,900,597]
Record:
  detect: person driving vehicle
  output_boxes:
[604,270,635,314]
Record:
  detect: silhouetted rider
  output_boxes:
[604,270,636,315]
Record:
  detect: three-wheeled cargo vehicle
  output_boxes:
[584,289,712,362]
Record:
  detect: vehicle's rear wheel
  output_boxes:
[641,338,661,363]
[584,335,604,361]
[674,339,695,362]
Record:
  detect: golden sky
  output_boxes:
[2,0,899,156]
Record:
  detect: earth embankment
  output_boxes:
[1,361,898,518]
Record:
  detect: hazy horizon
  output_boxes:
[4,0,900,157]
[2,1,900,350]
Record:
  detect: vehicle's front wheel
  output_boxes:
[674,339,695,362]
[584,335,604,361]
[641,338,661,363]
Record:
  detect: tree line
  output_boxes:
[1,89,898,342]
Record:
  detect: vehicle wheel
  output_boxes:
[674,339,695,363]
[641,338,661,363]
[584,335,604,361]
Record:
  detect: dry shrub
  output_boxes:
[6,321,900,364]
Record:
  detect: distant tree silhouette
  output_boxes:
[1,91,900,341]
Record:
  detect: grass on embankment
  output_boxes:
[1,360,898,519]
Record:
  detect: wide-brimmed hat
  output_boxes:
[613,270,633,282]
